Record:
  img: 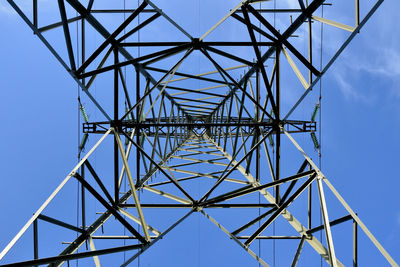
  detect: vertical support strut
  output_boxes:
[81,12,86,234]
[33,219,38,266]
[256,65,260,183]
[308,5,313,84]
[308,164,312,229]
[275,47,281,204]
[114,47,119,204]
[57,0,76,71]
[353,219,358,267]
[355,0,360,26]
[81,164,86,231]
[33,0,37,28]
[136,69,141,185]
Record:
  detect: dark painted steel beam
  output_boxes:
[199,130,273,202]
[84,160,114,205]
[306,215,353,234]
[37,214,85,233]
[123,41,274,47]
[231,13,277,41]
[231,208,277,236]
[200,48,275,121]
[58,0,76,71]
[38,15,82,33]
[291,235,306,267]
[204,46,255,66]
[145,66,234,86]
[90,9,157,14]
[121,131,195,203]
[76,1,148,74]
[0,244,142,267]
[235,9,303,13]
[244,173,316,247]
[242,5,277,115]
[211,0,325,117]
[166,87,226,97]
[78,44,191,78]
[246,4,320,76]
[280,160,309,204]
[203,170,315,206]
[73,173,147,244]
[65,0,189,116]
[46,136,188,266]
[118,13,161,43]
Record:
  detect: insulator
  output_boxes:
[268,134,274,147]
[125,136,129,147]
[311,103,320,122]
[310,131,320,149]
[140,112,146,122]
[125,107,133,121]
[270,108,274,118]
[79,104,89,123]
[79,133,89,151]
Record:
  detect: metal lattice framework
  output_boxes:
[0,0,397,266]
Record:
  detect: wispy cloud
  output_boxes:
[0,2,15,15]
[340,46,400,78]
[333,71,373,104]
[318,0,400,102]
[339,45,400,100]
[0,0,53,16]
[282,0,301,9]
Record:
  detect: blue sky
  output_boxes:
[0,0,399,266]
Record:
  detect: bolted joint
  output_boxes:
[191,201,203,212]
[272,120,282,133]
[191,38,201,50]
[110,120,122,132]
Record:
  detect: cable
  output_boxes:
[318,4,324,267]
[122,0,127,264]
[197,1,201,267]
[75,9,80,267]
[258,2,262,266]
[137,2,141,267]
[273,1,276,266]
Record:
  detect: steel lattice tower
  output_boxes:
[0,0,397,266]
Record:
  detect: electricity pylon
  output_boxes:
[1,0,397,266]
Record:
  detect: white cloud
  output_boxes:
[357,48,400,78]
[282,0,301,9]
[0,2,15,15]
[315,0,400,102]
[337,45,400,100]
[333,71,373,104]
[0,0,53,16]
